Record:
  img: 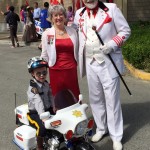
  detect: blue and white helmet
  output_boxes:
[27,56,48,73]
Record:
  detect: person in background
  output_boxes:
[27,56,54,150]
[72,0,131,150]
[33,2,41,21]
[20,5,25,22]
[66,6,74,26]
[67,6,74,22]
[38,2,52,50]
[30,6,34,14]
[40,2,51,30]
[33,2,41,40]
[6,6,20,48]
[50,0,64,5]
[22,5,27,24]
[1,6,10,30]
[20,5,26,32]
[41,5,80,101]
[22,6,38,44]
[1,9,10,16]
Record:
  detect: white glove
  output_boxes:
[100,44,113,54]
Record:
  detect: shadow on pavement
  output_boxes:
[89,101,150,149]
[122,102,150,143]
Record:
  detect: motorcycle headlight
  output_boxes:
[75,120,88,135]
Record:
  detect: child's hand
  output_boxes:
[42,119,47,122]
[53,107,58,113]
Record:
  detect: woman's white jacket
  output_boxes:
[41,26,79,67]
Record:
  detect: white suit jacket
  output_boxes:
[41,26,79,67]
[73,3,131,78]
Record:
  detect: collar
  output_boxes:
[86,5,99,18]
[33,79,44,88]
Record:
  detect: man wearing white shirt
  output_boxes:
[33,2,41,21]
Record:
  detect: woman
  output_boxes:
[22,6,38,44]
[41,5,80,101]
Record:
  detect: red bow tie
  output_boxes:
[86,6,98,18]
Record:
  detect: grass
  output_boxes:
[122,21,150,72]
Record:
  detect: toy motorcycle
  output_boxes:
[13,89,95,150]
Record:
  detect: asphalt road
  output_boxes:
[0,39,150,150]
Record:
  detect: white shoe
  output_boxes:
[91,132,103,142]
[113,141,123,150]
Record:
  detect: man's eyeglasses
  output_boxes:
[35,70,47,76]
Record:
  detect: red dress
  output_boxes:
[49,38,80,100]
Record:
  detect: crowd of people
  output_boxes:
[0,1,74,49]
[1,1,131,150]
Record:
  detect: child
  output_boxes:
[27,56,54,150]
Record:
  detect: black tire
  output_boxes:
[59,147,68,150]
[74,141,95,150]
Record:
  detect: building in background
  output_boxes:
[0,0,150,26]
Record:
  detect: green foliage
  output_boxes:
[122,21,150,72]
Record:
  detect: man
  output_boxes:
[40,2,51,30]
[72,0,131,150]
[33,2,41,39]
[33,2,41,21]
[6,6,20,48]
[38,2,51,50]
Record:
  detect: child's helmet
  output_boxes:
[27,56,48,73]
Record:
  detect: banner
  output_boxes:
[35,20,43,35]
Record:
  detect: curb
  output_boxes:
[0,34,41,48]
[0,34,22,40]
[124,60,150,81]
[0,36,10,40]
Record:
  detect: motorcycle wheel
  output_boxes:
[74,141,95,150]
[59,147,68,150]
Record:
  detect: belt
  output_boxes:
[34,18,39,21]
[29,107,52,114]
[29,109,38,114]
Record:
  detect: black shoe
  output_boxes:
[17,42,19,47]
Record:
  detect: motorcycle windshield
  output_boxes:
[54,89,77,110]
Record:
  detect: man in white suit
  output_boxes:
[72,0,131,150]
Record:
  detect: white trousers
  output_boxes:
[86,59,123,142]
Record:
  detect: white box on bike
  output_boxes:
[15,104,30,125]
[13,125,36,150]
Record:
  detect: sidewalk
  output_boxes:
[0,31,41,48]
[0,31,12,40]
[1,31,150,81]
